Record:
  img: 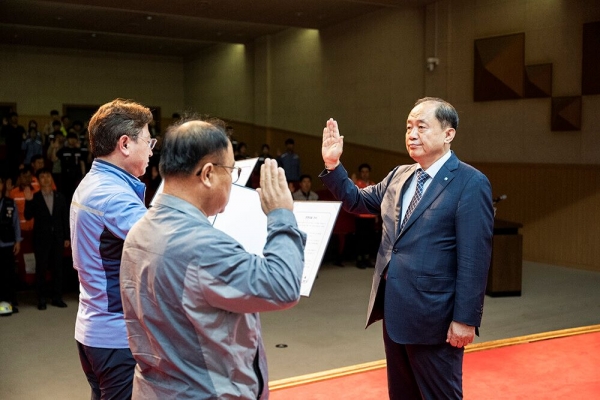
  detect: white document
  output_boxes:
[150,157,259,207]
[234,157,258,187]
[212,184,341,297]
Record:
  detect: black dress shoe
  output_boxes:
[38,301,47,310]
[51,299,68,308]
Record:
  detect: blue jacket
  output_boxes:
[71,159,147,348]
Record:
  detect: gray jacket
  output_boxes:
[121,193,306,399]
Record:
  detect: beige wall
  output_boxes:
[184,43,254,122]
[0,45,185,117]
[184,0,600,165]
[184,7,424,152]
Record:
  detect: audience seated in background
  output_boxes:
[22,127,43,166]
[56,132,86,202]
[293,174,319,201]
[71,120,92,169]
[235,141,249,161]
[277,138,301,185]
[28,120,39,133]
[30,154,56,192]
[47,133,65,191]
[42,109,61,141]
[60,115,71,137]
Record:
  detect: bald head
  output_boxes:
[160,119,230,178]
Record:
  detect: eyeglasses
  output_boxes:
[213,164,242,184]
[195,163,242,183]
[215,164,242,183]
[138,136,157,150]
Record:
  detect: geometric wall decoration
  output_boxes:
[524,63,552,98]
[474,33,525,101]
[475,21,598,131]
[551,96,581,131]
[582,21,600,95]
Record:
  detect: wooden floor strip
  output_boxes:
[269,324,600,391]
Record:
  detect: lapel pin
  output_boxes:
[444,177,448,181]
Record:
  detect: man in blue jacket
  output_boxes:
[320,97,494,399]
[70,98,155,400]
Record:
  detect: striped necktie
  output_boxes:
[400,168,429,231]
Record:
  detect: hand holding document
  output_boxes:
[213,185,341,297]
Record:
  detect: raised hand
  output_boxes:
[322,118,344,169]
[256,158,294,215]
[23,186,33,201]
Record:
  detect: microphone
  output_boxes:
[493,194,507,204]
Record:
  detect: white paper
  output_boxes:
[233,157,258,187]
[150,158,259,207]
[292,202,340,296]
[211,185,266,254]
[212,185,341,297]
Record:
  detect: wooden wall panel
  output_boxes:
[474,162,600,272]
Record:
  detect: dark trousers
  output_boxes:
[77,341,136,400]
[0,245,17,303]
[383,321,464,400]
[355,217,376,257]
[35,237,64,301]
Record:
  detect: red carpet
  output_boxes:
[270,325,600,399]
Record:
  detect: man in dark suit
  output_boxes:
[320,97,494,399]
[24,168,70,310]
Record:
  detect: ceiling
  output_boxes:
[0,0,436,58]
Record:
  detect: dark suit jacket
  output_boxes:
[320,152,494,345]
[24,190,70,249]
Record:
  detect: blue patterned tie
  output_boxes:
[400,168,429,231]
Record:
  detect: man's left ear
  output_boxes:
[119,135,130,155]
[197,163,214,188]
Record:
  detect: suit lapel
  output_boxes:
[396,154,459,240]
